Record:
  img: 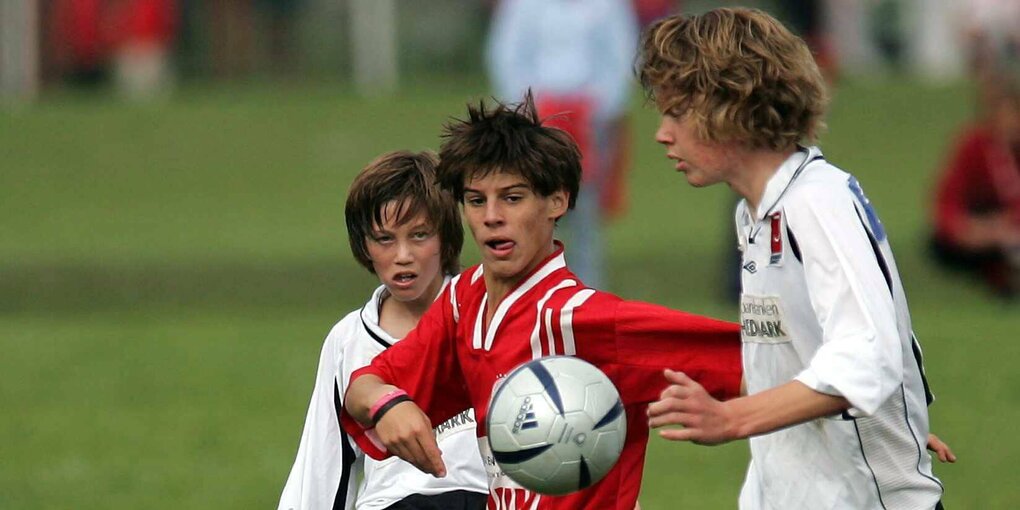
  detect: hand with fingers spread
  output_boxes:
[647,369,737,446]
[374,400,448,478]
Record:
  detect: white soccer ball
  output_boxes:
[485,356,626,495]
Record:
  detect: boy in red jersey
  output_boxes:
[340,95,743,510]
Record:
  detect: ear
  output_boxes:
[548,190,569,221]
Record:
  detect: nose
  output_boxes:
[483,201,504,228]
[394,239,413,265]
[655,116,672,145]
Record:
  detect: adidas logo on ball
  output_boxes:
[512,397,539,433]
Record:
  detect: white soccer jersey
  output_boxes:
[735,147,943,510]
[278,282,489,510]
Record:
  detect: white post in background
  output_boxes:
[905,0,964,82]
[0,0,40,104]
[349,0,398,96]
[825,0,881,75]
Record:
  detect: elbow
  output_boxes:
[849,359,904,417]
[344,373,378,423]
[802,336,904,416]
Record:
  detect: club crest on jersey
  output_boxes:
[769,212,783,266]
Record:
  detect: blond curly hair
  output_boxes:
[638,8,828,150]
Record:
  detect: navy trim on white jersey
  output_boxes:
[332,379,356,510]
[786,225,802,263]
[360,310,393,349]
[911,335,935,406]
[854,208,894,294]
[853,419,889,510]
[900,387,944,492]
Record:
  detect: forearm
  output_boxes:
[344,374,399,427]
[725,380,849,440]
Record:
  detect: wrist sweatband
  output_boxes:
[370,389,411,425]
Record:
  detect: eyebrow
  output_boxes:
[463,183,531,194]
[371,220,432,235]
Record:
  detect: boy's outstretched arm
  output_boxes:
[345,374,448,477]
[648,369,848,445]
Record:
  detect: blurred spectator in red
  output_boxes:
[107,0,178,99]
[932,76,1020,298]
[46,0,177,97]
[48,0,107,85]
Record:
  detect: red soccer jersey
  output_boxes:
[341,246,742,510]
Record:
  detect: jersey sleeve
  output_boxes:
[279,324,362,510]
[339,285,471,460]
[785,183,904,416]
[571,293,743,406]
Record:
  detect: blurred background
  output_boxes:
[1,0,1019,508]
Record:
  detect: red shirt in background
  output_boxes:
[934,124,1020,244]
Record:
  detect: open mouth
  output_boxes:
[485,238,515,256]
[667,154,685,170]
[393,272,417,286]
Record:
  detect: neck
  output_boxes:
[728,146,798,214]
[483,240,557,316]
[378,275,444,338]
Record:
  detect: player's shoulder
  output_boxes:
[546,285,620,313]
[443,265,485,322]
[451,264,484,293]
[789,154,848,192]
[783,156,856,214]
[322,308,364,349]
[325,286,383,349]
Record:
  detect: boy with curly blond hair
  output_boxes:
[639,8,952,509]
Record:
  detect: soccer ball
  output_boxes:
[485,356,626,495]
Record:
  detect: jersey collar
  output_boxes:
[748,145,822,222]
[475,242,568,351]
[359,277,451,348]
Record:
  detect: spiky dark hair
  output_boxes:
[437,93,581,210]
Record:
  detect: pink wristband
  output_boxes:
[369,389,409,423]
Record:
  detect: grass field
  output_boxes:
[2,77,1018,509]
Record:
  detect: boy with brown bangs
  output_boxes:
[638,8,952,509]
[279,151,488,510]
[339,96,743,510]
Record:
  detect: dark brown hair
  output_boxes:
[344,150,463,275]
[638,8,828,150]
[437,94,581,210]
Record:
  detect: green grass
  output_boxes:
[1,77,1017,508]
